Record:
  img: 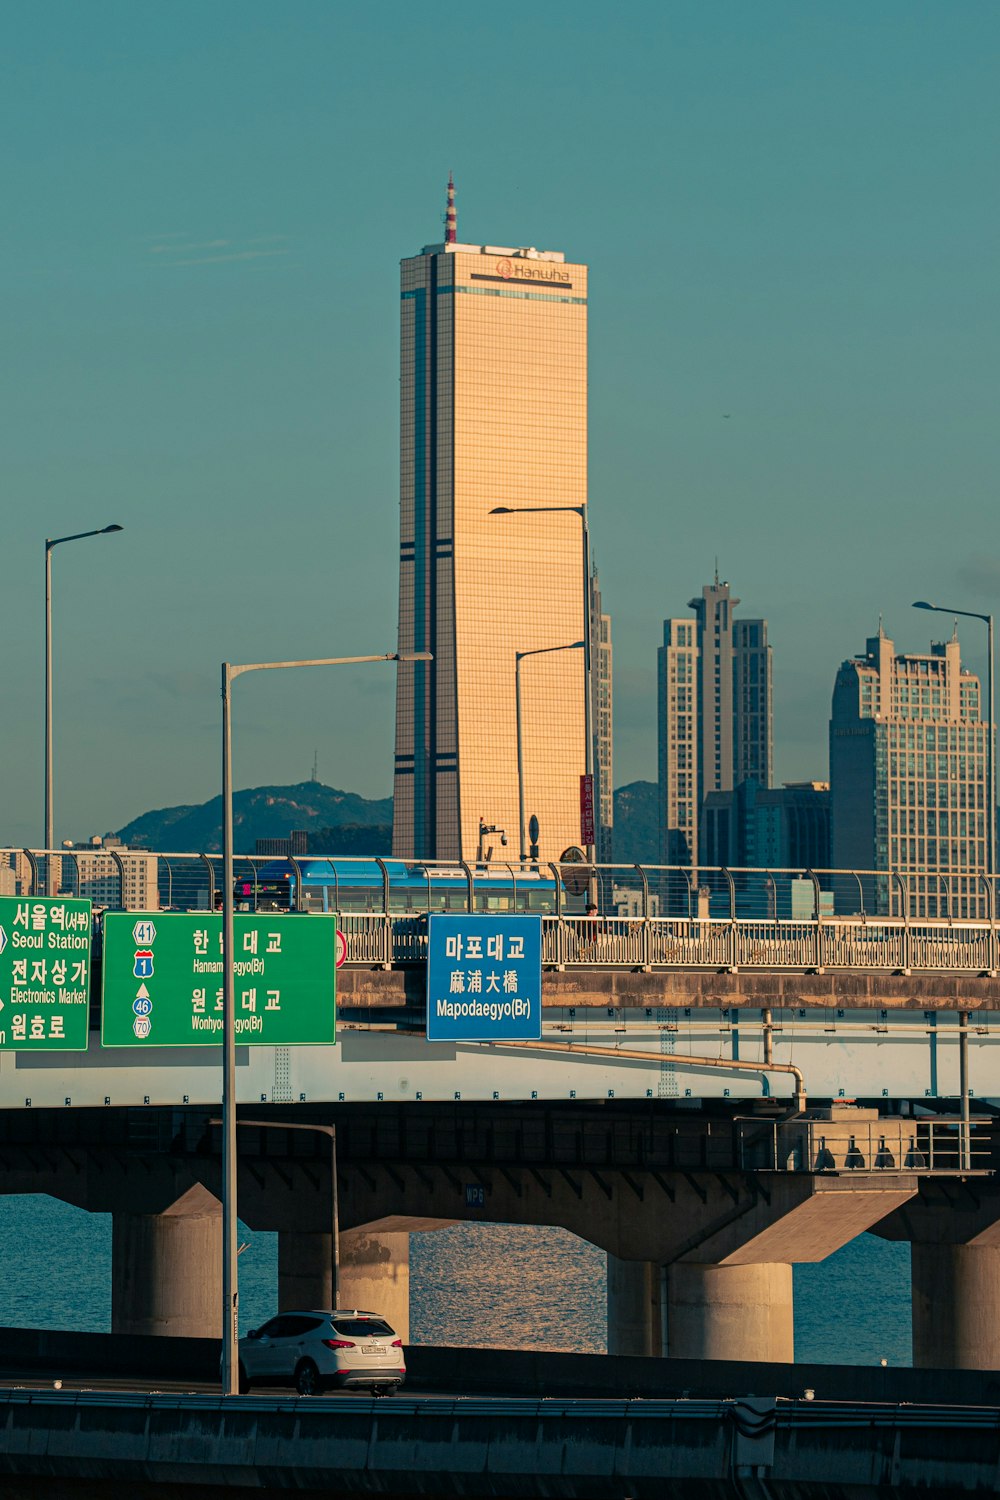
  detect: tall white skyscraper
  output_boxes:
[393,184,590,863]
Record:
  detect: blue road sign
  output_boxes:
[426,915,542,1042]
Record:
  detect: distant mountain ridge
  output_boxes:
[116,777,660,860]
[117,782,393,855]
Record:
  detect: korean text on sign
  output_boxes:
[426,916,542,1042]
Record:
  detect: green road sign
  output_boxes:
[101,912,337,1048]
[0,896,91,1051]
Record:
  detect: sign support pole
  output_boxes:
[221,663,239,1397]
[217,649,429,1396]
[330,1125,340,1307]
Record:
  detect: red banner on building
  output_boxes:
[579,774,595,847]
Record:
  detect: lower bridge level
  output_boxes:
[3,1098,1000,1371]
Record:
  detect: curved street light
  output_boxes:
[515,641,585,862]
[492,504,594,861]
[45,524,124,889]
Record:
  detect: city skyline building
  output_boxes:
[60,834,159,911]
[657,575,773,867]
[830,626,989,916]
[590,564,613,862]
[657,617,699,865]
[0,850,37,896]
[702,780,830,870]
[734,618,774,789]
[688,576,738,809]
[392,184,590,863]
[255,831,309,858]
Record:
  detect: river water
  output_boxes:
[0,1195,912,1365]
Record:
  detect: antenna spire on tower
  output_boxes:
[445,172,457,244]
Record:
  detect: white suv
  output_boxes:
[239,1309,406,1396]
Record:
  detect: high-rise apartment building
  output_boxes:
[658,576,772,867]
[688,577,738,807]
[830,627,988,916]
[62,836,159,911]
[393,186,589,863]
[0,850,36,896]
[590,566,613,862]
[734,618,773,788]
[657,618,699,865]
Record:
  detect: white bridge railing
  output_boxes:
[4,849,998,975]
[341,913,999,973]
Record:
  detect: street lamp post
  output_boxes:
[211,1117,340,1311]
[515,642,585,861]
[492,505,594,862]
[913,601,995,881]
[219,649,431,1397]
[45,524,123,888]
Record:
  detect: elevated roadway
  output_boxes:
[4,849,1000,1109]
[0,1384,998,1497]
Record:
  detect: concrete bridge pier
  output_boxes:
[111,1187,221,1338]
[278,1227,410,1340]
[606,1256,664,1355]
[277,1231,333,1311]
[874,1183,1000,1369]
[607,1256,794,1362]
[911,1243,1000,1369]
[605,1170,918,1364]
[339,1229,410,1340]
[666,1262,794,1362]
[909,1239,1000,1370]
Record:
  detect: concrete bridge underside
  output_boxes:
[1,1101,999,1368]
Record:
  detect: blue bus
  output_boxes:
[236,859,560,916]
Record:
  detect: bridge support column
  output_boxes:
[606,1255,664,1355]
[111,1203,221,1338]
[278,1232,333,1312]
[339,1229,410,1341]
[911,1243,1000,1369]
[279,1229,410,1338]
[666,1263,793,1363]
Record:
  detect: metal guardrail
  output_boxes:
[3,850,999,974]
[737,1116,991,1174]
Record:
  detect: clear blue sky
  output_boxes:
[3,1,997,846]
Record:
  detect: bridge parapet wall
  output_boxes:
[0,1386,998,1496]
[339,965,1000,1011]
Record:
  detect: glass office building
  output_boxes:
[393,208,589,863]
